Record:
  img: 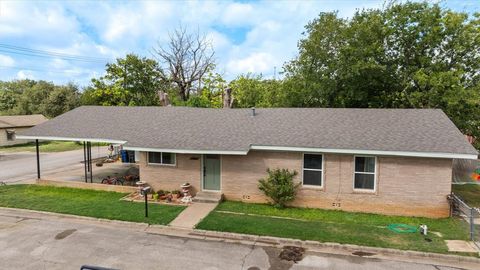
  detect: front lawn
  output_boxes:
[0,141,83,153]
[453,183,480,207]
[0,185,185,225]
[197,201,471,254]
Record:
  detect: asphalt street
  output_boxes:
[0,209,471,270]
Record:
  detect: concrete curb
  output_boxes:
[0,207,151,230]
[1,207,479,265]
[190,229,480,263]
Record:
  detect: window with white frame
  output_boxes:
[148,152,176,165]
[354,156,376,190]
[303,154,323,186]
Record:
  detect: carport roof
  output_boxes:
[17,106,478,159]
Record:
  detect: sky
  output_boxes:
[0,0,479,87]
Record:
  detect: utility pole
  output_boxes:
[273,66,277,80]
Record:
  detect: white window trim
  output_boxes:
[302,153,324,188]
[147,152,176,166]
[353,155,377,192]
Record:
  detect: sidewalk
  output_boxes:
[169,202,218,228]
[1,207,479,270]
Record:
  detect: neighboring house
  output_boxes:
[0,114,48,146]
[17,106,478,218]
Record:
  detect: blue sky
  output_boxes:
[0,0,478,87]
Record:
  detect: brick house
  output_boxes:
[0,114,48,146]
[18,106,478,218]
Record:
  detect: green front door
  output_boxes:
[203,154,220,191]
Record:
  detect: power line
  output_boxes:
[0,49,107,63]
[0,43,112,63]
[0,65,92,74]
[0,44,110,61]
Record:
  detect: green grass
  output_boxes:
[0,141,84,152]
[197,201,471,254]
[0,185,185,225]
[453,183,480,207]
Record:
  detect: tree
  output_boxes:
[0,90,17,112]
[0,79,81,117]
[88,53,166,106]
[152,27,215,101]
[16,81,54,115]
[43,83,81,118]
[283,1,480,140]
[229,74,283,108]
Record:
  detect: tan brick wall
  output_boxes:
[138,152,201,195]
[139,150,453,218]
[0,127,33,146]
[222,151,452,218]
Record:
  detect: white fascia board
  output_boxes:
[123,146,248,155]
[15,135,126,144]
[250,145,478,160]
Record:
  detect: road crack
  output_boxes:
[241,244,255,270]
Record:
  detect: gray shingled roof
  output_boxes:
[18,106,477,157]
[0,114,48,129]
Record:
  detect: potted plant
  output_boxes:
[158,190,168,200]
[172,190,182,199]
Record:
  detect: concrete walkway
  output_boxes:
[169,202,218,229]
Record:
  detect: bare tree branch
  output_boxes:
[152,26,215,101]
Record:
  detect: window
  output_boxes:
[148,152,176,165]
[354,156,376,191]
[6,130,15,141]
[303,154,323,187]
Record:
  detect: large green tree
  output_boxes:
[229,74,283,108]
[0,80,80,117]
[283,1,480,139]
[43,83,81,118]
[86,54,166,106]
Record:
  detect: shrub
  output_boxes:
[258,168,299,208]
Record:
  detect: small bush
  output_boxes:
[258,168,299,208]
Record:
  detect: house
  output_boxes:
[17,106,478,218]
[0,114,48,146]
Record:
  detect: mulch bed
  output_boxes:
[121,191,190,206]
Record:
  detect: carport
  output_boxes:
[17,136,127,183]
[14,106,134,184]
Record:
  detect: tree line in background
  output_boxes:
[1,1,479,144]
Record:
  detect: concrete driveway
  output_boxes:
[0,209,472,270]
[0,149,137,184]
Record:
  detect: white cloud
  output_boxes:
[221,2,254,27]
[16,70,34,80]
[3,0,450,84]
[207,31,231,50]
[227,52,275,74]
[0,54,15,66]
